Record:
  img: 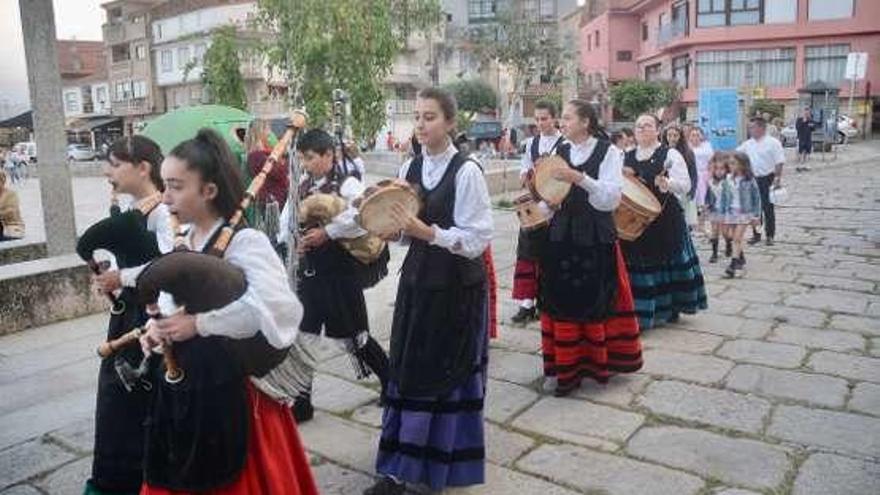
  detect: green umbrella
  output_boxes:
[140,105,255,164]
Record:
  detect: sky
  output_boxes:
[0,0,104,117]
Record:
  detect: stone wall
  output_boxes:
[0,254,107,335]
[0,241,48,266]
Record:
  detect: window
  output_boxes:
[64,92,78,113]
[673,55,690,88]
[672,1,689,35]
[161,50,172,73]
[765,0,796,23]
[177,47,191,69]
[697,0,726,27]
[645,63,662,82]
[133,80,147,98]
[108,7,122,22]
[809,0,854,20]
[194,43,207,64]
[642,22,648,41]
[154,23,163,41]
[594,30,599,48]
[468,0,497,22]
[659,11,668,28]
[730,0,761,25]
[95,86,107,106]
[805,44,849,86]
[190,85,203,102]
[696,48,796,88]
[111,44,130,63]
[135,45,146,60]
[587,36,591,51]
[539,0,555,18]
[115,80,133,101]
[617,50,633,62]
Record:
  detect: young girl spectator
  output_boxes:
[720,152,762,278]
[703,152,729,263]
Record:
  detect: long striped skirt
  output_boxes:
[376,300,488,491]
[540,244,643,395]
[625,230,708,330]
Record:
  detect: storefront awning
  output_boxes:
[66,116,123,132]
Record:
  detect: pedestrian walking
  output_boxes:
[795,107,816,165]
[704,152,731,263]
[737,116,785,246]
[720,152,762,278]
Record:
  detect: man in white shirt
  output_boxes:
[511,100,565,324]
[737,117,785,246]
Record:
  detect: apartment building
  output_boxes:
[580,0,880,129]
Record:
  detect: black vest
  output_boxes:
[400,152,486,289]
[530,134,564,162]
[549,140,616,247]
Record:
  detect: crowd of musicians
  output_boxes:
[80,86,708,495]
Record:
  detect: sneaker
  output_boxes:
[511,306,537,324]
[724,260,737,278]
[747,234,762,246]
[292,396,314,423]
[363,477,406,495]
[709,252,718,263]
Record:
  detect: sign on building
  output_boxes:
[698,88,739,151]
[845,52,868,80]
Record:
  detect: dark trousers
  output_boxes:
[755,173,775,239]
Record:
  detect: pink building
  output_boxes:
[579,0,880,132]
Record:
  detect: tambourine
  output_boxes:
[356,179,422,236]
[530,155,572,208]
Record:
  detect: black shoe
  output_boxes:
[363,477,405,495]
[748,234,762,246]
[765,237,774,246]
[724,260,737,278]
[709,252,718,263]
[511,306,537,324]
[724,240,733,257]
[292,396,314,423]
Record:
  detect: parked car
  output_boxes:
[67,144,96,161]
[780,115,859,147]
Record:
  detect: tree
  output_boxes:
[609,79,681,121]
[255,0,442,141]
[749,99,784,120]
[192,25,249,110]
[461,4,570,121]
[442,78,498,129]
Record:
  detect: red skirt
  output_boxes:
[540,243,642,395]
[140,383,319,495]
[483,246,498,339]
[511,259,539,300]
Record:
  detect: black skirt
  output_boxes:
[539,241,618,322]
[297,243,369,339]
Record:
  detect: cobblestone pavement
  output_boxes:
[2,151,880,494]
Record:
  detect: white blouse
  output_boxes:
[398,143,493,260]
[119,201,174,288]
[692,141,714,175]
[520,132,564,177]
[184,219,302,349]
[634,143,690,196]
[567,137,624,212]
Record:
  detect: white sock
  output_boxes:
[517,299,535,309]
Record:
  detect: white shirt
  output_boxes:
[398,143,493,259]
[520,132,564,177]
[634,144,691,196]
[566,137,624,212]
[692,141,714,175]
[737,136,785,177]
[184,220,303,349]
[118,201,174,288]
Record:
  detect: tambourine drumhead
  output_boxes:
[621,176,661,214]
[358,184,421,236]
[534,155,572,206]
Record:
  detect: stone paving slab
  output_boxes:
[716,339,807,368]
[312,462,376,495]
[517,444,705,495]
[484,379,539,424]
[571,374,652,408]
[640,349,734,385]
[312,374,380,414]
[829,314,880,336]
[807,351,880,383]
[298,413,378,474]
[0,485,41,495]
[625,426,791,490]
[449,463,582,495]
[512,396,643,447]
[34,456,91,495]
[725,364,849,408]
[848,382,880,416]
[741,303,828,328]
[45,418,94,455]
[792,453,880,495]
[640,329,724,354]
[484,423,535,467]
[768,325,866,353]
[638,380,771,434]
[768,405,880,458]
[487,350,543,386]
[674,313,771,339]
[0,438,76,489]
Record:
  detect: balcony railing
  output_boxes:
[657,21,687,46]
[388,99,415,115]
[111,97,149,116]
[103,21,147,44]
